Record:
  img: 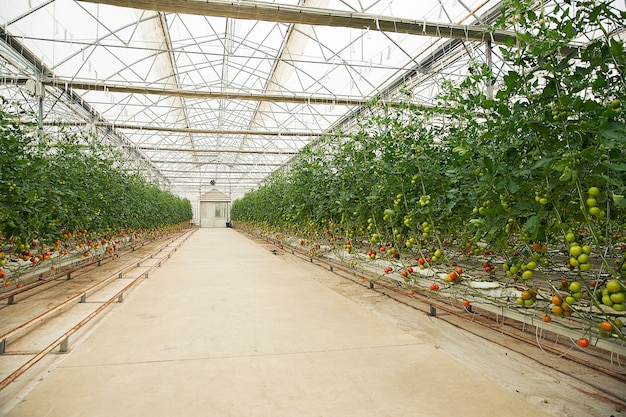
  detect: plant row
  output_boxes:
[0,99,193,283]
[232,0,626,342]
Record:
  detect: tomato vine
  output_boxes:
[0,99,192,283]
[232,1,626,342]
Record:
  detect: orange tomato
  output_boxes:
[551,295,563,306]
[577,338,590,348]
[599,321,613,332]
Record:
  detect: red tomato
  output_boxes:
[577,338,590,348]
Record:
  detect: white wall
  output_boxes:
[199,201,230,227]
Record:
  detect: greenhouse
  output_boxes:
[1,0,626,416]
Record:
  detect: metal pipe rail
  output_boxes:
[0,228,196,391]
[254,232,626,382]
[0,234,162,306]
[0,234,181,350]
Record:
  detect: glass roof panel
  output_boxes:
[1,0,533,203]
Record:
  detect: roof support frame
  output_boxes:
[0,27,171,187]
[78,0,517,45]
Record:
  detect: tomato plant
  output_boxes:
[0,99,193,284]
[231,1,626,342]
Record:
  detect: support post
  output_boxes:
[0,338,5,354]
[59,337,69,353]
[485,40,493,100]
[429,305,437,317]
[117,293,123,303]
[7,295,14,305]
[37,80,44,139]
[80,293,87,303]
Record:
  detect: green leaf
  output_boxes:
[604,162,626,172]
[525,215,539,235]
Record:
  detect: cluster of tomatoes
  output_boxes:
[516,288,538,308]
[400,267,414,280]
[446,266,463,283]
[482,261,495,273]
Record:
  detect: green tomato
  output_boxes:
[588,187,600,197]
[606,279,622,293]
[569,281,582,293]
[610,292,625,304]
[589,206,601,217]
[577,253,589,264]
[569,245,583,257]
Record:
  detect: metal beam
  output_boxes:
[160,175,266,179]
[134,145,298,155]
[151,160,284,166]
[39,119,324,136]
[155,169,274,174]
[37,78,370,105]
[0,27,171,186]
[79,0,517,45]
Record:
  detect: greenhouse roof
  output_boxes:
[1,0,618,200]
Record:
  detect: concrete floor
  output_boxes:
[2,228,553,417]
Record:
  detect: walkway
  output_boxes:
[2,228,551,417]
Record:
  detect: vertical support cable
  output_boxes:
[37,79,44,139]
[485,40,493,100]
